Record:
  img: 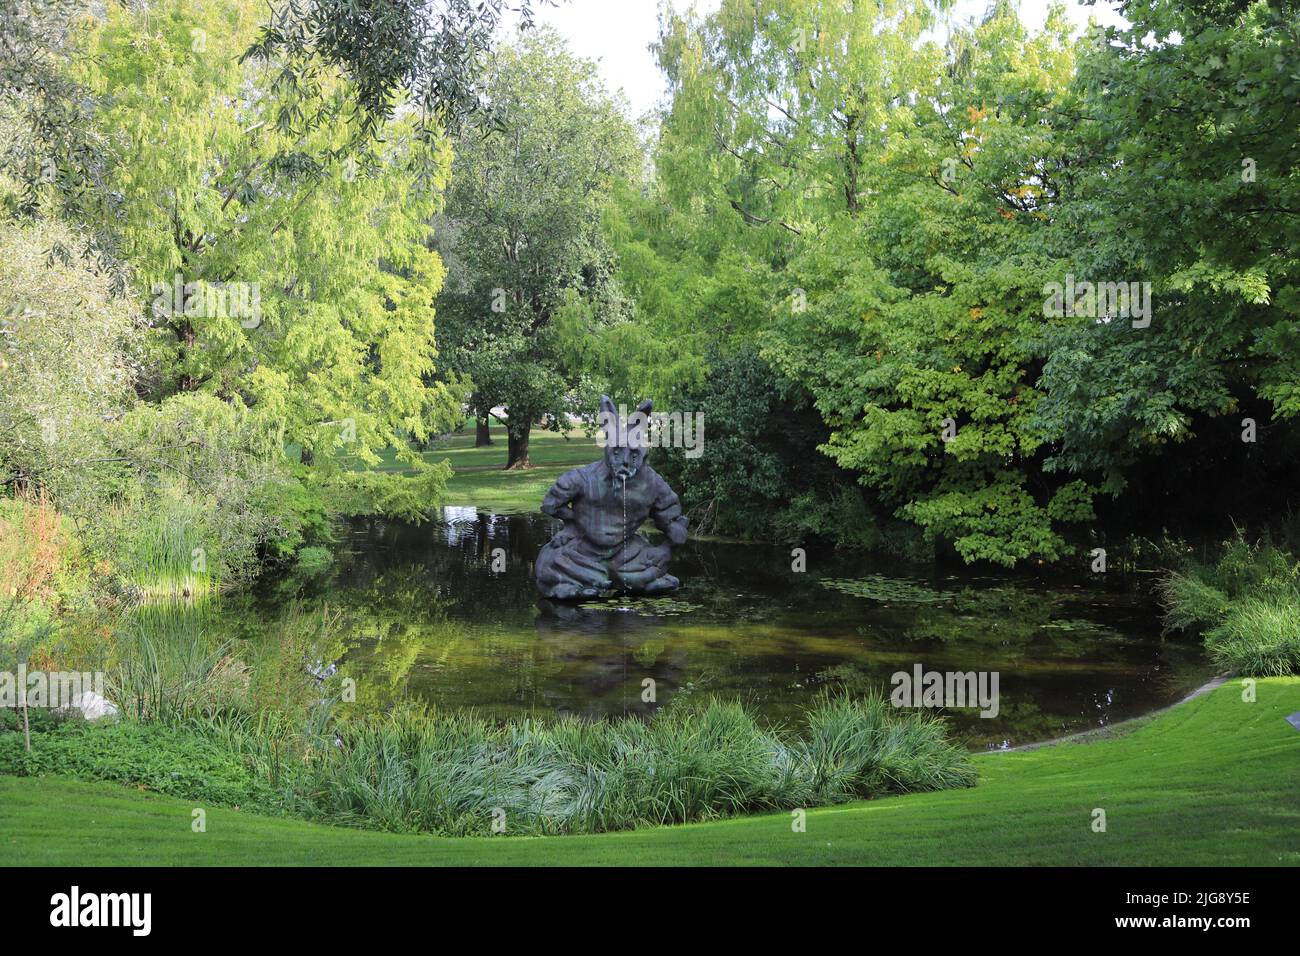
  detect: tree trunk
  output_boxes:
[475,416,493,447]
[20,671,30,753]
[506,425,531,469]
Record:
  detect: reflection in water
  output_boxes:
[228,509,1214,749]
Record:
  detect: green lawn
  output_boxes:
[4,678,1298,866]
[359,425,600,513]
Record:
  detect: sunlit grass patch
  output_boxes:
[107,490,220,602]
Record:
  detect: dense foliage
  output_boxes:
[434,29,638,466]
[0,0,513,608]
[600,0,1300,567]
[4,0,1300,849]
[8,0,1299,575]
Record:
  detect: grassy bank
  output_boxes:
[438,427,599,513]
[4,678,1298,865]
[362,426,600,513]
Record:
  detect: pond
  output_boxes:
[226,508,1213,750]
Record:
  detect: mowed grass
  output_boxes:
[358,425,600,514]
[4,678,1299,866]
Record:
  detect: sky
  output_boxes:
[505,0,1130,119]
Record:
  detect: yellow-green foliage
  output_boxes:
[0,218,140,495]
[65,0,463,468]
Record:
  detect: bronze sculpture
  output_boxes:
[535,396,688,600]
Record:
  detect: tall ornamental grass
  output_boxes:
[1159,530,1300,676]
[1205,598,1300,677]
[301,694,976,837]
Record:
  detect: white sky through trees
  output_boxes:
[503,0,1131,119]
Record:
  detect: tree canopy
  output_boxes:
[435,28,638,467]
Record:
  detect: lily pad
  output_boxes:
[819,575,948,604]
[596,596,703,616]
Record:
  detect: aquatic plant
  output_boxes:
[4,692,976,838]
[1160,573,1231,632]
[106,491,220,602]
[109,605,233,721]
[797,693,977,796]
[1159,530,1300,676]
[108,602,341,722]
[819,575,947,604]
[600,596,702,616]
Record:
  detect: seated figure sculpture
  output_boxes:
[535,396,688,600]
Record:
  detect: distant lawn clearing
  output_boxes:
[357,425,600,514]
[4,678,1298,866]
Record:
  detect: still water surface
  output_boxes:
[234,508,1213,749]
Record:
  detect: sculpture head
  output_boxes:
[599,394,651,482]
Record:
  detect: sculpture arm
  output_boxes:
[650,477,688,547]
[541,468,582,522]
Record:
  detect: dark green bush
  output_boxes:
[0,717,282,811]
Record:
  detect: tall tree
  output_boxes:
[1032,0,1300,525]
[435,29,638,468]
[60,0,464,488]
[245,0,546,154]
[645,0,1090,565]
[0,0,120,280]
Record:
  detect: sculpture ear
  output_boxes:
[636,398,653,417]
[599,394,617,418]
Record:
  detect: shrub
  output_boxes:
[798,693,978,800]
[0,219,140,498]
[1205,598,1300,677]
[1158,572,1230,632]
[1160,530,1300,676]
[0,716,280,810]
[0,491,97,677]
[293,546,334,579]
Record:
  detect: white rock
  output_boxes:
[68,691,119,721]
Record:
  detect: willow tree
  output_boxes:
[434,29,638,469]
